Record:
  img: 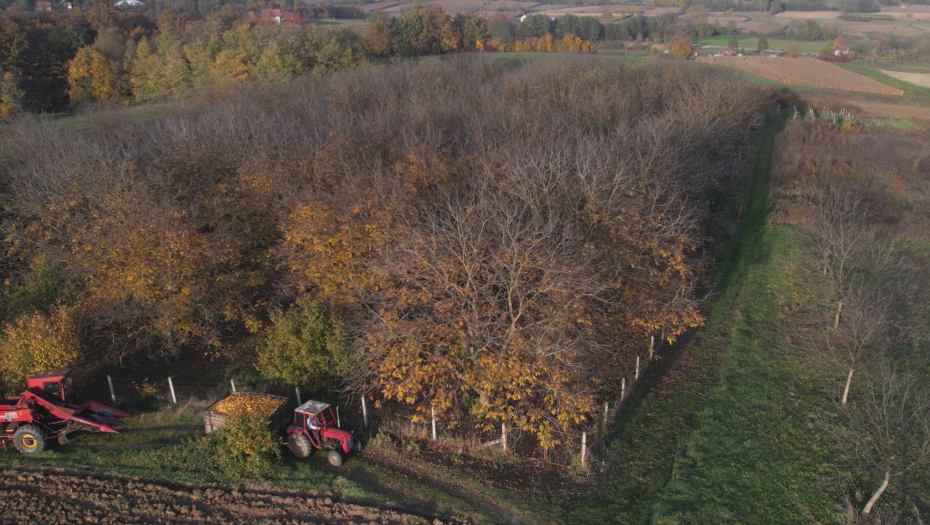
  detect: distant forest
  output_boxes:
[0,5,605,115]
[3,0,930,116]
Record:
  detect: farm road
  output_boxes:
[0,466,456,524]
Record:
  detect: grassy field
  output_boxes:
[649,227,845,522]
[308,18,367,34]
[695,34,828,54]
[839,62,930,101]
[528,3,571,10]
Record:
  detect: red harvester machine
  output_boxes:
[1,369,131,454]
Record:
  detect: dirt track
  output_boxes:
[0,467,453,524]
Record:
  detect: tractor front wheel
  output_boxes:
[327,449,343,467]
[13,425,46,455]
[287,433,312,459]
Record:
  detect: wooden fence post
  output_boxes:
[107,375,116,404]
[581,431,587,467]
[361,396,369,428]
[168,377,177,404]
[431,406,437,440]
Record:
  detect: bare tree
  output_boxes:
[823,356,930,517]
[828,284,893,406]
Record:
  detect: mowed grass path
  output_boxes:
[650,224,844,523]
[557,123,846,523]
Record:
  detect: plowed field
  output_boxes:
[697,57,904,95]
[0,467,454,524]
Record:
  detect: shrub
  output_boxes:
[0,306,80,390]
[257,302,347,391]
[212,408,282,481]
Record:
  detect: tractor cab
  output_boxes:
[25,369,73,404]
[292,400,337,437]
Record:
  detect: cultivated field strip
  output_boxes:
[0,468,454,524]
[880,70,930,88]
[697,57,904,96]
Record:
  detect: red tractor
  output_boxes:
[0,369,131,455]
[285,400,360,467]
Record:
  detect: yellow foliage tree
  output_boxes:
[563,34,583,52]
[68,47,125,104]
[670,34,693,59]
[0,306,81,390]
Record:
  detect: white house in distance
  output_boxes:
[520,14,556,22]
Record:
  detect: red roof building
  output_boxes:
[282,12,301,25]
[260,8,282,23]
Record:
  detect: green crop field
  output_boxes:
[695,34,829,54]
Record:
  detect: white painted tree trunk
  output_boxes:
[842,368,854,407]
[862,471,890,515]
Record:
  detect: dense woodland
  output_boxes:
[0,57,765,448]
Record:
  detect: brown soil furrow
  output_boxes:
[0,467,454,524]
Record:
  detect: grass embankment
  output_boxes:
[650,224,844,523]
[549,122,848,523]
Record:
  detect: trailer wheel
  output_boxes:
[287,433,312,459]
[13,425,46,455]
[327,449,343,467]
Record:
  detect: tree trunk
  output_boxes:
[834,300,844,329]
[842,368,854,407]
[862,470,890,515]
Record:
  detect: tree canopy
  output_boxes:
[0,57,765,446]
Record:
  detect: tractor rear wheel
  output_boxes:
[287,433,312,459]
[327,449,343,467]
[13,425,46,455]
